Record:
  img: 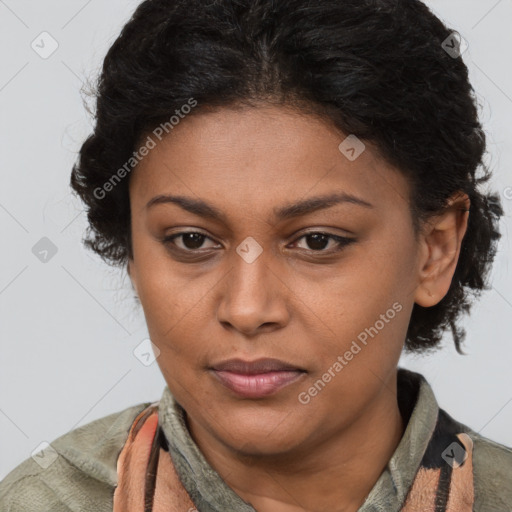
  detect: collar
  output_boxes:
[158,367,440,511]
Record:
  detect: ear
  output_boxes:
[413,191,470,307]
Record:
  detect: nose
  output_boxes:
[216,247,290,337]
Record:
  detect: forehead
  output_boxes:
[129,105,411,218]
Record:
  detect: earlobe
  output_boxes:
[413,192,470,308]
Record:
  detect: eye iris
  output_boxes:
[306,233,330,250]
[182,233,205,249]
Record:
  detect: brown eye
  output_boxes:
[291,232,356,253]
[162,232,219,252]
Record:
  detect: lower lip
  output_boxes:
[211,370,306,398]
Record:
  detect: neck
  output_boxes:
[186,372,405,512]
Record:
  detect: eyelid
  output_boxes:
[290,226,354,239]
[162,230,220,249]
[162,229,356,255]
[289,232,355,252]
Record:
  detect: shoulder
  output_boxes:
[438,408,512,511]
[0,401,154,512]
[467,428,512,511]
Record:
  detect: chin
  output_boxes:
[222,430,305,458]
[210,411,311,456]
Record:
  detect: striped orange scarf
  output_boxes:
[113,403,474,511]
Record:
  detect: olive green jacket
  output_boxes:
[1,368,511,511]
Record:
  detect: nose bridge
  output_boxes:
[217,237,288,332]
[229,237,274,304]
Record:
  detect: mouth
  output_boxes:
[209,358,307,399]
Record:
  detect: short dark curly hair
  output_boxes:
[70,0,503,355]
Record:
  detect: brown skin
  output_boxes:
[127,105,470,512]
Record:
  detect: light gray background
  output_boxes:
[1,0,511,480]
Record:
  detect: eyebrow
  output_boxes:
[145,192,374,222]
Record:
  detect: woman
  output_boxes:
[1,0,511,510]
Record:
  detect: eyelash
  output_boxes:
[161,231,356,256]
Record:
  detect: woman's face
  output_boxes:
[128,105,423,456]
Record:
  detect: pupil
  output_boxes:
[307,234,329,250]
[183,233,204,249]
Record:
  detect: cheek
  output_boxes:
[132,242,194,322]
[310,238,414,364]
[135,272,219,370]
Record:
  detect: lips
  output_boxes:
[211,357,305,374]
[210,358,307,398]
